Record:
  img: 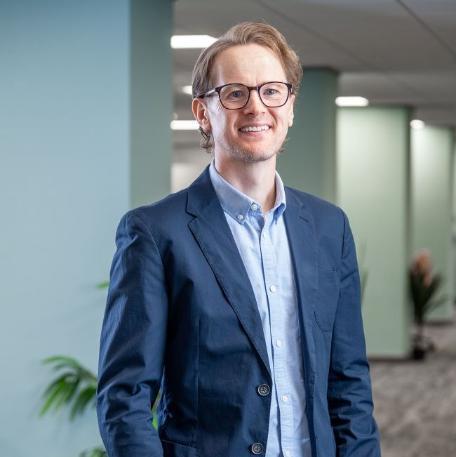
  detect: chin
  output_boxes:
[229,145,278,164]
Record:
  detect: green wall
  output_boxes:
[130,0,172,207]
[337,107,412,357]
[279,68,338,202]
[411,126,455,321]
[0,1,130,455]
[0,1,173,455]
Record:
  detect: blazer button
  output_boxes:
[257,384,270,396]
[250,442,264,454]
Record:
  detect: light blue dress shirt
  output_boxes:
[209,162,312,457]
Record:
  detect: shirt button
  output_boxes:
[281,394,289,403]
[269,285,277,293]
[275,339,282,348]
[251,203,259,211]
[257,384,271,396]
[250,442,264,455]
[237,214,244,221]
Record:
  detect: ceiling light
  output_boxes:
[170,120,199,130]
[335,96,369,107]
[171,35,217,49]
[182,85,193,96]
[410,119,425,130]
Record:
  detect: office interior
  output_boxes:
[1,1,455,456]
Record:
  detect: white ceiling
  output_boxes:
[172,0,456,154]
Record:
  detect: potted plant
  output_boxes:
[40,355,106,457]
[409,249,445,360]
[40,282,159,457]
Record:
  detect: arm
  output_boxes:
[328,211,381,456]
[97,211,167,457]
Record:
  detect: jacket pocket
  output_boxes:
[161,439,199,457]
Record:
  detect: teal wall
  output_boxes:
[130,0,172,207]
[411,126,455,321]
[337,107,412,357]
[279,69,338,202]
[0,1,171,455]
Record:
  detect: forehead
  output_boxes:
[211,43,287,85]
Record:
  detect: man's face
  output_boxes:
[195,43,295,164]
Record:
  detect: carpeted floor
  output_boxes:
[370,321,456,457]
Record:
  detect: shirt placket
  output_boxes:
[260,214,294,456]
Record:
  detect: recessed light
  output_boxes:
[335,96,369,107]
[182,85,193,96]
[171,35,217,49]
[410,119,425,130]
[170,120,199,130]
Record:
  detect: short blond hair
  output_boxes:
[192,21,302,152]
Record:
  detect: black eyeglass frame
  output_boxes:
[196,81,294,110]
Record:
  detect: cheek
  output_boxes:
[214,114,236,137]
[206,104,225,132]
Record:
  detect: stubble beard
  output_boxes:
[222,136,287,164]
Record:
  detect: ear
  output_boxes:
[288,94,295,128]
[192,98,211,134]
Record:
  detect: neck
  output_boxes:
[214,154,277,213]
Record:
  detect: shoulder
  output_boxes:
[130,188,189,222]
[116,188,191,241]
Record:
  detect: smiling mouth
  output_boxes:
[239,125,271,133]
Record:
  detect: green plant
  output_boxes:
[41,354,160,455]
[79,447,107,457]
[410,250,446,325]
[409,249,446,359]
[40,281,108,455]
[40,355,97,419]
[41,270,161,456]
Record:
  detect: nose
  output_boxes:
[243,88,266,114]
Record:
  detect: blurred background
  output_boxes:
[1,0,455,456]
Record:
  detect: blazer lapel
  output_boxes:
[186,168,271,378]
[283,189,317,394]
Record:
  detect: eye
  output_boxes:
[227,90,244,99]
[263,88,279,96]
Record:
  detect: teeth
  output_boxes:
[240,125,270,132]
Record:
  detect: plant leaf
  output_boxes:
[70,385,97,420]
[96,281,110,290]
[79,446,107,457]
[40,355,98,419]
[39,378,68,416]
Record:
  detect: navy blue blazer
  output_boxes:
[97,167,381,457]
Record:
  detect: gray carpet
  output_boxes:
[370,321,456,457]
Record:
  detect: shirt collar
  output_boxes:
[209,160,286,224]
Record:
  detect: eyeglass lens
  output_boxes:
[219,82,289,109]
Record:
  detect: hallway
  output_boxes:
[371,319,456,456]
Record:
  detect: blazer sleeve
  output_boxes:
[327,210,381,456]
[97,211,167,457]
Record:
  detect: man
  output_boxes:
[97,22,381,457]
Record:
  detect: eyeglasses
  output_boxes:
[196,81,293,110]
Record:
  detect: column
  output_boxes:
[130,0,172,207]
[411,126,455,321]
[278,68,338,203]
[337,106,412,357]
